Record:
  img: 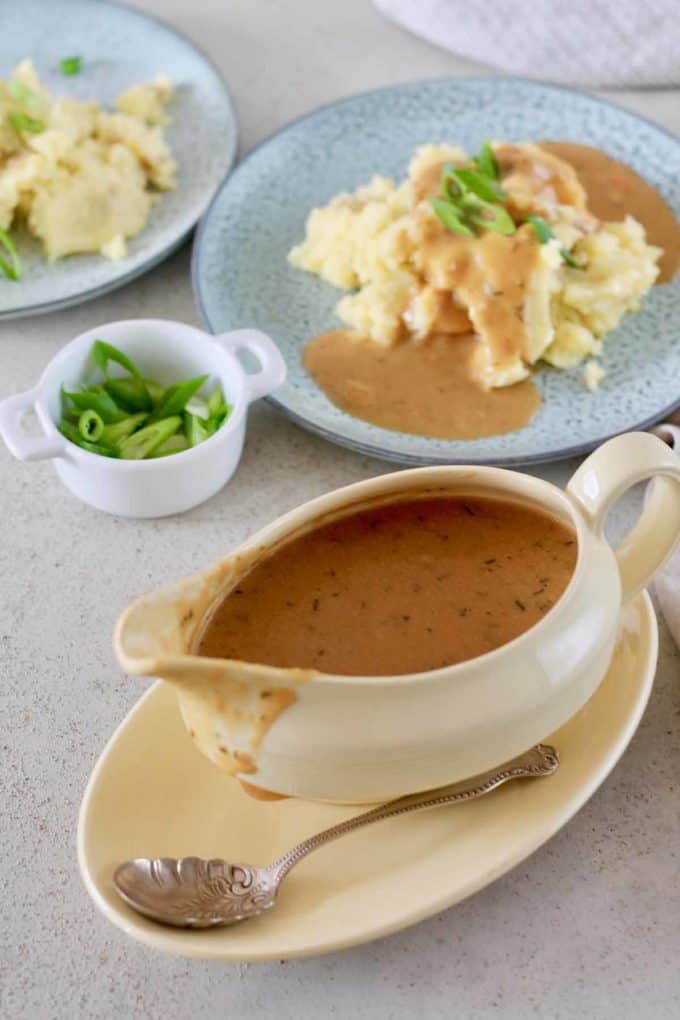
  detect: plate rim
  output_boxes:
[77,591,658,961]
[191,74,680,467]
[0,0,239,321]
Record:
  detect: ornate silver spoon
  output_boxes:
[114,743,559,929]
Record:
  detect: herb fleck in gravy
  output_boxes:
[197,496,577,676]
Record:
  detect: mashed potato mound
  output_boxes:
[289,142,661,389]
[0,60,176,261]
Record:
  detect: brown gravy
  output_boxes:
[198,496,577,676]
[541,142,680,283]
[304,331,540,439]
[415,219,540,373]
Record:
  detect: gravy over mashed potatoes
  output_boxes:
[290,141,679,439]
[0,60,176,263]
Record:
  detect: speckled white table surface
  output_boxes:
[1,2,679,1018]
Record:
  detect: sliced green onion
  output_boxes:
[92,340,143,379]
[560,248,581,269]
[9,80,40,107]
[185,395,209,420]
[524,215,582,267]
[8,113,45,134]
[464,196,516,235]
[60,56,82,76]
[91,340,151,410]
[104,377,152,412]
[150,434,190,458]
[144,378,165,407]
[440,163,464,201]
[453,167,506,203]
[207,386,225,418]
[59,420,119,458]
[184,412,211,448]
[118,416,182,460]
[525,214,554,244]
[100,413,148,447]
[0,227,22,281]
[208,407,231,435]
[149,375,209,421]
[58,340,230,459]
[78,409,104,442]
[435,160,514,238]
[61,385,126,424]
[475,140,499,180]
[429,198,475,237]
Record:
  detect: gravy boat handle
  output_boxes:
[567,431,680,600]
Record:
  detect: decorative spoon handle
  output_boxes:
[270,744,559,881]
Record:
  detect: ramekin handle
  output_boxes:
[215,329,287,403]
[567,432,680,601]
[0,388,66,462]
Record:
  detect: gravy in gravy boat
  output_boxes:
[197,495,577,676]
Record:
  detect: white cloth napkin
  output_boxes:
[651,424,680,648]
[374,0,680,88]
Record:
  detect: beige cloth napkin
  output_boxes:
[374,0,680,88]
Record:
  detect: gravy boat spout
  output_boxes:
[114,557,312,781]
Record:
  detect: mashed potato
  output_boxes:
[0,60,176,262]
[289,142,661,389]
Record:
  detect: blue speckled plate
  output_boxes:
[192,78,680,466]
[0,0,237,320]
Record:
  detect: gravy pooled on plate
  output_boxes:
[197,496,577,676]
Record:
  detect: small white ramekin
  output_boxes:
[0,318,286,518]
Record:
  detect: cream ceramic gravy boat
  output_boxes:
[115,432,680,804]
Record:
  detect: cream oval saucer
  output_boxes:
[78,593,657,961]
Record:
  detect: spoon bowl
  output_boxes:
[114,857,278,928]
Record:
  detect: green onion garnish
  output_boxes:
[525,214,553,244]
[91,339,152,411]
[148,375,209,422]
[60,56,82,76]
[57,340,231,459]
[8,113,45,134]
[464,197,516,236]
[92,339,143,379]
[58,420,118,458]
[560,248,581,269]
[451,167,506,203]
[118,416,182,460]
[9,80,40,107]
[103,376,152,412]
[100,413,149,447]
[62,385,126,424]
[525,215,583,268]
[207,386,227,418]
[429,197,475,237]
[78,409,104,442]
[432,156,515,239]
[144,378,165,407]
[150,434,190,458]
[0,227,22,281]
[474,140,499,180]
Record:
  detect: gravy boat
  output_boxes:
[115,432,680,803]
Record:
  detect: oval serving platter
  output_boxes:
[0,0,238,319]
[193,77,680,466]
[78,593,656,960]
